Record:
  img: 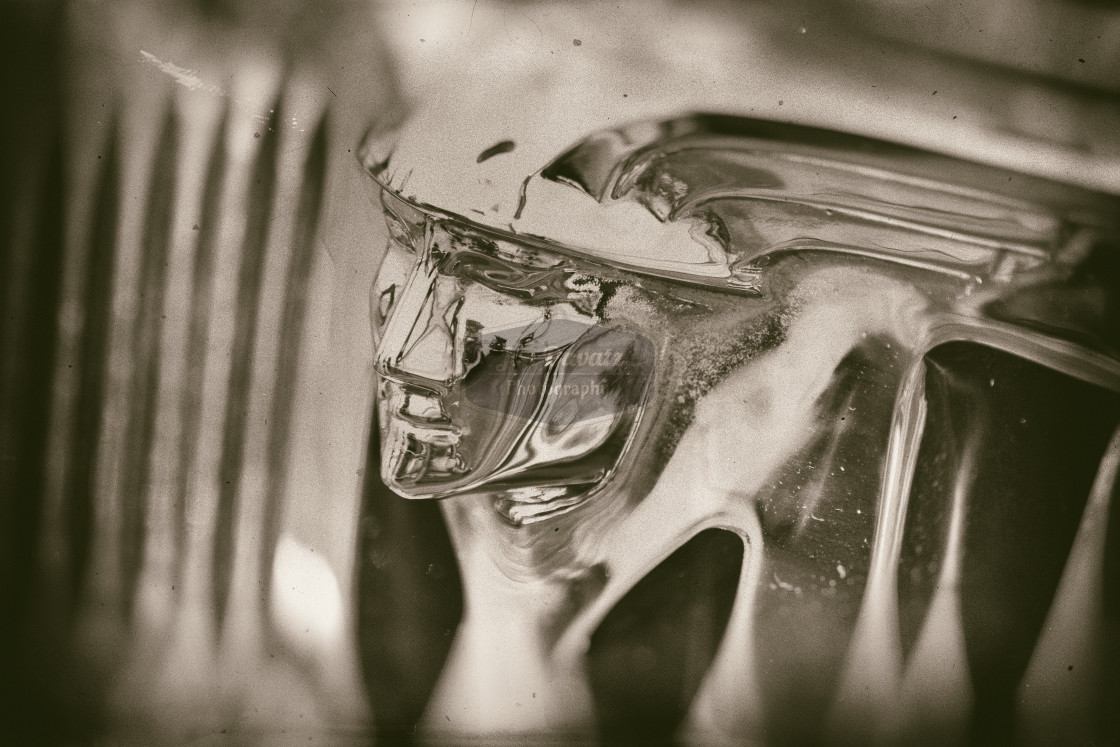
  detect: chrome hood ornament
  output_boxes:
[359,109,1120,744]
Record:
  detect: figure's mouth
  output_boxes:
[377,382,466,488]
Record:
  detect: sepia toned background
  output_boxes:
[1,0,1118,743]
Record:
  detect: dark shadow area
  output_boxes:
[985,237,1120,358]
[904,342,1120,745]
[356,424,464,744]
[0,2,81,741]
[1102,463,1120,745]
[586,528,743,746]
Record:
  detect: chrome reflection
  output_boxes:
[363,114,1120,743]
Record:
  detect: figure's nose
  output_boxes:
[373,252,463,392]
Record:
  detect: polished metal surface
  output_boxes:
[364,113,1120,743]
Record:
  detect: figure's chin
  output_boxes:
[488,483,604,526]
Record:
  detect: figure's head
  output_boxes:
[363,110,1119,531]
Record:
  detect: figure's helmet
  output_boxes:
[359,99,1120,745]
